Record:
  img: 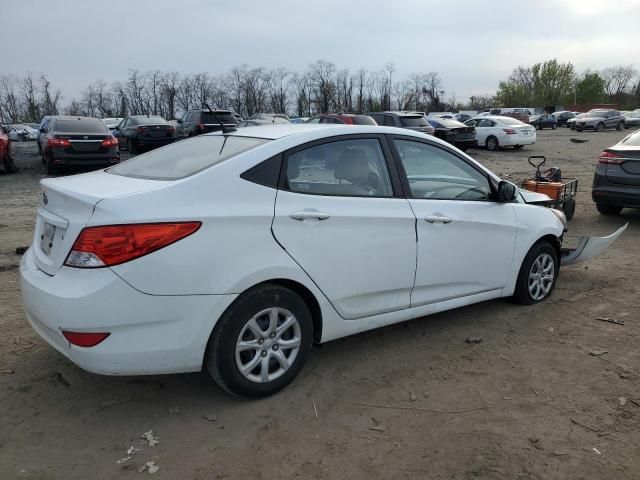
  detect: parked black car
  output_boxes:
[36,115,54,155]
[425,117,477,151]
[592,129,640,215]
[575,109,625,132]
[529,114,557,130]
[38,116,119,175]
[176,109,238,139]
[114,115,176,153]
[368,111,435,135]
[553,111,575,127]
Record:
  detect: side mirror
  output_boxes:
[496,180,517,202]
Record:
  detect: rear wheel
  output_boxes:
[596,203,622,216]
[576,127,583,132]
[570,124,576,130]
[513,241,559,305]
[617,121,624,131]
[128,138,138,154]
[596,122,605,132]
[45,154,59,176]
[2,153,16,173]
[205,284,313,398]
[552,123,557,130]
[485,136,499,151]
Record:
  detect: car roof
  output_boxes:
[471,115,508,121]
[212,123,438,142]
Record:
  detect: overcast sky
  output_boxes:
[2,0,639,104]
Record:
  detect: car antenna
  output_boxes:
[204,102,236,134]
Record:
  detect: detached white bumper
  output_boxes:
[561,223,628,266]
[20,248,237,375]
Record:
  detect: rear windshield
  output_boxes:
[108,135,270,180]
[202,112,237,124]
[54,119,108,133]
[134,116,167,125]
[622,130,640,147]
[352,116,377,125]
[399,116,428,127]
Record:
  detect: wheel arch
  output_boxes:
[534,233,561,261]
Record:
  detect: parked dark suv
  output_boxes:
[592,129,640,215]
[176,109,238,139]
[114,115,177,153]
[576,109,625,132]
[368,111,435,135]
[38,116,119,175]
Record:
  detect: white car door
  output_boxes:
[272,135,417,320]
[468,119,487,145]
[390,137,517,306]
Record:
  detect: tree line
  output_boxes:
[494,59,640,108]
[1,59,638,124]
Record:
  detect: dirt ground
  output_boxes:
[1,129,639,480]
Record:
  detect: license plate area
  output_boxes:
[40,222,56,256]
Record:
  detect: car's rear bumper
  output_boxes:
[20,247,237,375]
[502,135,536,146]
[133,137,176,147]
[592,184,640,208]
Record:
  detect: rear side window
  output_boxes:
[54,119,108,133]
[285,138,393,197]
[108,135,270,180]
[383,116,396,127]
[622,130,640,147]
[399,116,428,127]
[201,112,237,124]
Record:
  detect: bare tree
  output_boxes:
[601,65,638,102]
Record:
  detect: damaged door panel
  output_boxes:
[561,223,628,265]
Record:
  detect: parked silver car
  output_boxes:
[575,109,625,132]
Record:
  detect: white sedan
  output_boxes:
[465,116,536,151]
[20,124,625,397]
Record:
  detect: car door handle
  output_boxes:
[289,211,330,221]
[425,215,452,224]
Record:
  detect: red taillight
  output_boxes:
[197,123,206,131]
[101,136,118,147]
[503,128,516,135]
[64,222,201,268]
[136,126,148,133]
[342,117,354,125]
[599,151,623,164]
[62,331,110,347]
[167,126,176,133]
[47,138,71,147]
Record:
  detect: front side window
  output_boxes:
[393,139,491,201]
[286,138,393,197]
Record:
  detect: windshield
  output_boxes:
[399,116,428,127]
[134,116,167,125]
[588,111,607,118]
[108,135,270,180]
[499,118,526,126]
[55,119,108,133]
[202,112,237,124]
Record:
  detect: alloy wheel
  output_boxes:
[528,253,555,301]
[235,307,302,383]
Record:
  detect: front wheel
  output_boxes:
[552,124,557,130]
[205,284,313,397]
[128,138,137,154]
[596,123,605,132]
[617,122,624,131]
[513,241,559,305]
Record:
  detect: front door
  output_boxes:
[390,137,517,306]
[272,136,417,320]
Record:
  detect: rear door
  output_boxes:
[272,135,417,320]
[390,136,517,306]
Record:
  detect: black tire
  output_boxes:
[512,241,559,305]
[485,136,499,151]
[45,154,59,176]
[552,124,557,130]
[596,122,605,132]
[596,203,622,216]
[562,198,576,221]
[2,154,16,173]
[617,121,624,131]
[205,284,313,398]
[537,124,542,130]
[513,145,524,150]
[576,127,583,132]
[570,124,576,130]
[128,138,137,154]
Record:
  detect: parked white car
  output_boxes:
[8,124,38,141]
[465,116,536,150]
[20,124,626,397]
[102,117,123,131]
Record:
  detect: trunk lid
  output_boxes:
[33,170,167,275]
[57,133,110,153]
[138,124,174,138]
[604,146,640,186]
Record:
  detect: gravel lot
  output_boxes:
[1,129,639,480]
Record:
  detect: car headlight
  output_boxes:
[550,208,567,228]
